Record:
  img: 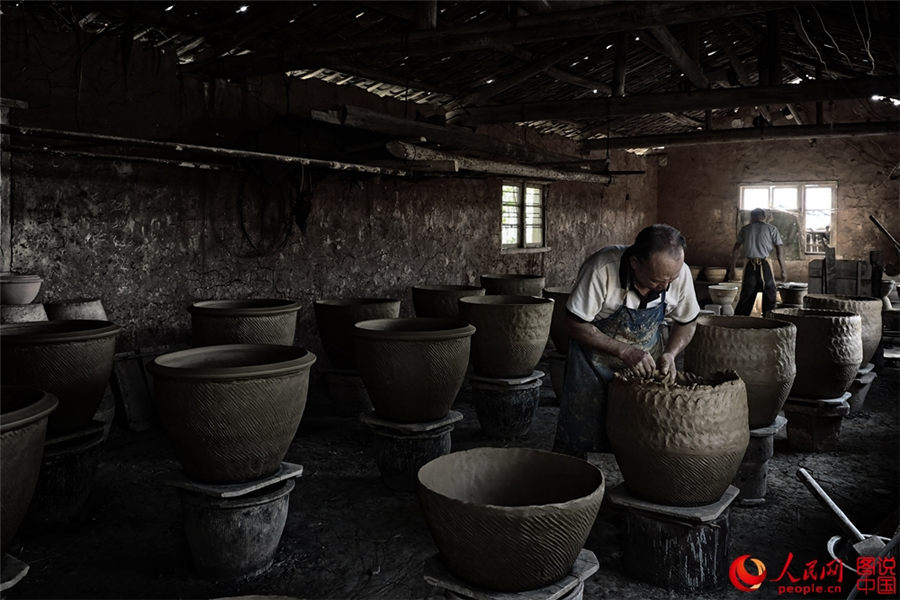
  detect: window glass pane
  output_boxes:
[741,187,770,210]
[502,185,520,246]
[525,225,543,245]
[805,186,833,210]
[773,187,799,211]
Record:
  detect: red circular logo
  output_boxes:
[729,554,767,592]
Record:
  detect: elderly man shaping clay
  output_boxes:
[554,224,701,455]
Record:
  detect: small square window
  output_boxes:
[739,182,836,255]
[501,182,546,249]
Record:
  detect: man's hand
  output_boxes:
[777,270,787,283]
[620,345,656,378]
[656,352,677,384]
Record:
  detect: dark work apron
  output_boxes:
[554,291,667,454]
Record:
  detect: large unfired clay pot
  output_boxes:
[45,298,108,321]
[803,294,882,368]
[412,285,485,319]
[458,295,553,378]
[770,308,862,398]
[1,386,58,555]
[314,298,401,368]
[148,344,316,484]
[608,371,749,506]
[542,286,571,355]
[418,447,605,592]
[1,320,121,436]
[480,273,545,296]
[353,318,475,422]
[189,299,301,346]
[683,315,796,428]
[0,274,43,305]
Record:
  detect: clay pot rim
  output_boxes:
[771,308,860,320]
[44,297,103,306]
[177,478,295,510]
[418,447,605,512]
[0,274,42,282]
[0,320,121,343]
[709,284,739,291]
[148,344,316,380]
[696,315,795,331]
[354,318,476,340]
[0,386,59,434]
[480,273,545,281]
[614,369,743,391]
[315,297,400,307]
[189,299,302,316]
[459,295,553,306]
[413,285,484,293]
[805,294,881,303]
[542,286,572,296]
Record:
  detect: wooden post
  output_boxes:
[823,246,836,293]
[871,251,884,298]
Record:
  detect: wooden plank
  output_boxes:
[582,121,897,150]
[648,26,710,89]
[613,32,627,97]
[415,1,437,30]
[456,75,898,124]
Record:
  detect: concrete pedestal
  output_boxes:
[608,484,739,593]
[470,371,544,439]
[734,416,788,506]
[783,393,851,452]
[360,410,462,492]
[847,363,877,415]
[424,548,598,600]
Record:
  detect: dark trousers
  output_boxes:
[735,259,777,316]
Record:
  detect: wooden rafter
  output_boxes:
[648,25,710,89]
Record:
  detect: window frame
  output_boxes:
[500,180,548,252]
[738,181,837,255]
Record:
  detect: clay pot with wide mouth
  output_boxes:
[147,344,316,484]
[803,295,882,368]
[353,318,475,422]
[480,273,545,296]
[417,447,605,592]
[458,295,553,378]
[314,298,401,369]
[542,286,572,355]
[412,285,485,319]
[770,308,862,398]
[683,315,796,428]
[608,371,749,506]
[45,298,108,321]
[703,267,728,283]
[778,283,809,306]
[708,284,739,305]
[1,386,58,555]
[0,274,43,305]
[689,266,702,281]
[1,320,121,436]
[189,299,302,346]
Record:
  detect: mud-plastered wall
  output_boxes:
[1,18,657,355]
[657,137,899,280]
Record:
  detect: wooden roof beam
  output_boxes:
[648,26,710,89]
[582,121,898,150]
[711,27,775,123]
[452,75,898,124]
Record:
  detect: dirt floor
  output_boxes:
[6,354,899,600]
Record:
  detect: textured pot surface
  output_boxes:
[189,299,301,346]
[354,318,475,422]
[1,320,121,435]
[417,447,604,592]
[458,295,553,378]
[314,298,401,368]
[179,479,294,580]
[1,303,48,323]
[542,287,571,355]
[608,371,749,506]
[770,308,862,398]
[412,285,485,319]
[1,386,58,555]
[45,298,107,321]
[803,295,882,367]
[480,274,545,296]
[0,275,43,305]
[683,315,796,428]
[148,344,316,484]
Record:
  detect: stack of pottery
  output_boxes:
[684,315,796,428]
[189,299,301,346]
[418,447,605,592]
[707,285,739,316]
[411,285,484,319]
[148,344,315,578]
[353,318,474,491]
[771,307,861,451]
[458,295,553,439]
[314,297,400,416]
[0,273,47,323]
[607,371,749,506]
[480,273,545,296]
[1,386,58,582]
[542,287,571,405]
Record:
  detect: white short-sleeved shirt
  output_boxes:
[566,245,701,325]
